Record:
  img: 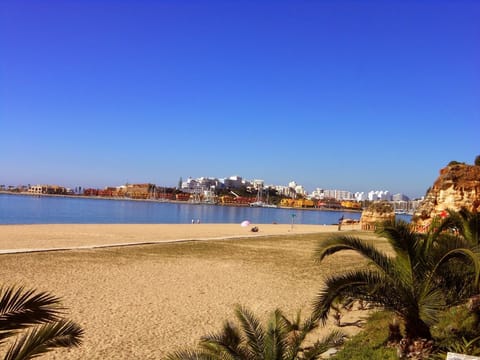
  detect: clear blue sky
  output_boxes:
[1,0,479,198]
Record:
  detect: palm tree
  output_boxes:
[312,219,480,340]
[434,208,480,245]
[166,305,344,360]
[0,285,84,360]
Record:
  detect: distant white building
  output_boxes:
[252,179,264,190]
[392,193,410,201]
[222,175,247,189]
[182,177,221,193]
[321,189,355,201]
[355,192,366,201]
[368,190,392,201]
[275,185,295,197]
[181,177,199,192]
[311,188,325,199]
[295,185,306,196]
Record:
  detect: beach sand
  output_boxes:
[0,223,368,359]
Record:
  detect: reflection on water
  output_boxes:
[0,194,367,225]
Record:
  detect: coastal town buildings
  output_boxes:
[181,177,221,193]
[311,188,355,201]
[274,185,296,198]
[392,193,410,201]
[1,175,423,213]
[27,184,70,195]
[368,190,392,201]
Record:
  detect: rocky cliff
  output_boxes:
[414,163,480,225]
[361,201,395,230]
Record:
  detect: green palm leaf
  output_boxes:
[3,319,83,360]
[263,309,287,360]
[199,321,247,359]
[234,305,265,359]
[301,330,345,360]
[314,235,394,276]
[314,213,480,340]
[376,220,418,257]
[312,270,390,323]
[0,286,63,343]
[165,349,220,360]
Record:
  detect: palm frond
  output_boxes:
[301,330,345,360]
[4,319,83,360]
[430,247,480,290]
[314,235,394,274]
[376,220,418,256]
[164,349,220,360]
[281,310,301,332]
[448,208,480,245]
[417,286,446,327]
[0,286,63,342]
[263,309,288,360]
[234,305,265,357]
[286,315,322,359]
[200,321,246,359]
[312,270,390,323]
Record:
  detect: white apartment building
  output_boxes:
[295,185,306,196]
[310,188,324,199]
[252,179,264,189]
[320,189,355,201]
[222,176,247,189]
[368,190,392,201]
[355,192,366,201]
[310,188,356,201]
[182,177,222,193]
[275,185,295,197]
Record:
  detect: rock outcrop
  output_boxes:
[361,201,395,231]
[413,163,480,228]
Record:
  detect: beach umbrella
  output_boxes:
[241,220,251,227]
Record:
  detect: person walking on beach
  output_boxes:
[338,215,344,231]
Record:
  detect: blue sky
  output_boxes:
[1,0,479,198]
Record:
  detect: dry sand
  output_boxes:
[0,223,360,253]
[0,223,368,359]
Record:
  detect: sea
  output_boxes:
[0,193,370,225]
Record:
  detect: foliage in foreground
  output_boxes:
[166,304,345,360]
[0,285,84,360]
[333,311,398,360]
[312,218,480,341]
[335,304,480,359]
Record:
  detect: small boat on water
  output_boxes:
[249,201,278,208]
[249,186,278,208]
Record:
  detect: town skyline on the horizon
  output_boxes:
[1,170,427,200]
[2,1,478,200]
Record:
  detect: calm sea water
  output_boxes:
[0,193,364,225]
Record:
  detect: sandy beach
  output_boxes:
[0,223,368,359]
[0,223,360,253]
